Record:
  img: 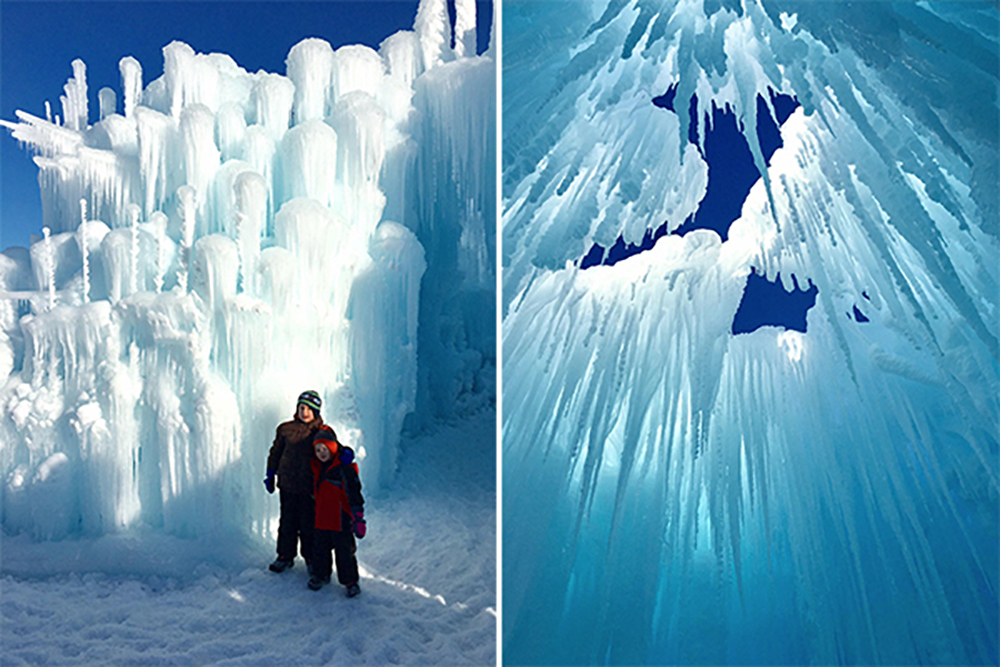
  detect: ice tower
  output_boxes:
[0,0,495,542]
[503,1,997,664]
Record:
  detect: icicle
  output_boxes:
[79,199,89,304]
[177,185,197,293]
[129,204,140,294]
[153,211,167,293]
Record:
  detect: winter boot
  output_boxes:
[308,576,326,591]
[269,558,294,573]
[346,582,361,598]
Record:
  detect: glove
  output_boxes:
[339,448,354,466]
[264,469,276,494]
[352,508,366,539]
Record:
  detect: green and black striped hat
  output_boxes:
[297,390,322,412]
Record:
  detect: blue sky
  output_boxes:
[1,0,492,250]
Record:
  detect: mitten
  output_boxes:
[264,469,276,494]
[352,507,366,539]
[339,448,354,466]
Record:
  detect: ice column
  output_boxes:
[414,0,453,71]
[286,39,334,124]
[349,221,426,488]
[453,0,477,58]
[234,171,267,295]
[253,73,294,141]
[60,59,88,131]
[98,88,116,121]
[180,104,220,234]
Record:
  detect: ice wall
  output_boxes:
[1,0,495,539]
[503,1,997,664]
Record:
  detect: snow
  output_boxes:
[2,409,496,666]
[503,1,997,664]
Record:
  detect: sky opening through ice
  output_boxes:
[502,0,998,664]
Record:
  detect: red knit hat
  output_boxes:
[313,428,338,458]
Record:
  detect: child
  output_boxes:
[264,390,326,573]
[309,426,366,597]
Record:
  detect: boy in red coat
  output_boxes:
[309,427,366,597]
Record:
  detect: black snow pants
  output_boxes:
[277,490,315,564]
[312,528,359,586]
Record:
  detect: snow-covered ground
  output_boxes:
[1,408,496,666]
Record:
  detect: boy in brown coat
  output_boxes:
[264,390,329,572]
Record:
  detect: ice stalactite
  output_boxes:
[503,1,997,664]
[176,185,196,293]
[349,221,426,488]
[153,211,168,293]
[1,0,494,541]
[43,228,55,310]
[409,47,496,421]
[129,205,140,294]
[79,199,89,303]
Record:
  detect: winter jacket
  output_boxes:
[310,446,364,532]
[267,416,331,494]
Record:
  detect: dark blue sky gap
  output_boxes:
[581,87,799,269]
[585,86,831,335]
[1,1,492,251]
[731,268,818,334]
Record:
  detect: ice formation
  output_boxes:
[0,0,494,542]
[503,1,997,664]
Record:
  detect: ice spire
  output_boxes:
[60,59,88,131]
[119,56,142,120]
[453,0,477,58]
[414,0,452,70]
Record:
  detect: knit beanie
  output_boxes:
[298,390,322,412]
